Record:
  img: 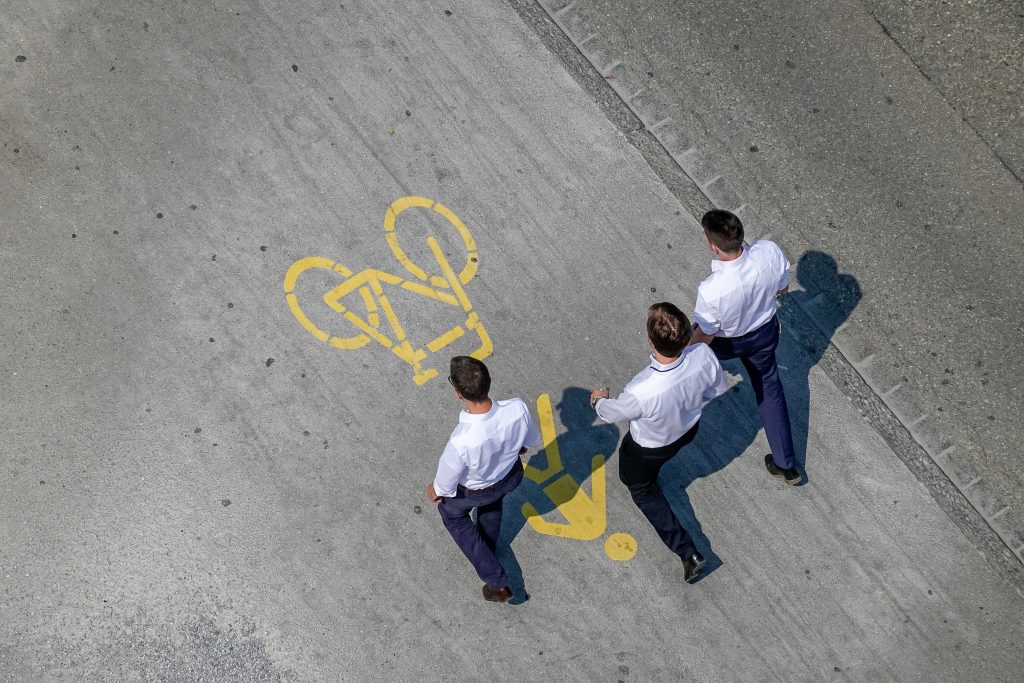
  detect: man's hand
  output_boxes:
[426,484,442,504]
[689,327,716,347]
[590,388,610,408]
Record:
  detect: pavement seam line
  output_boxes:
[528,0,1024,572]
[868,12,1024,187]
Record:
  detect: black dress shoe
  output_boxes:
[482,584,512,603]
[764,453,801,485]
[682,552,706,584]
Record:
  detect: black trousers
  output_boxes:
[618,422,700,559]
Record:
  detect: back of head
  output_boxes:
[701,209,744,254]
[449,356,491,401]
[647,303,691,357]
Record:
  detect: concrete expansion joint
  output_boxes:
[989,507,1010,521]
[854,353,876,369]
[700,175,722,190]
[906,413,928,428]
[600,59,623,75]
[531,0,1024,575]
[548,1,577,19]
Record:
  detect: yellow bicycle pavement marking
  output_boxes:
[283,196,492,384]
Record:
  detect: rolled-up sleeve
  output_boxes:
[595,391,644,424]
[772,243,791,291]
[432,441,465,498]
[693,290,721,335]
[702,353,728,403]
[522,408,542,449]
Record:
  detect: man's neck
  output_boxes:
[463,397,493,414]
[716,246,743,262]
[652,351,681,365]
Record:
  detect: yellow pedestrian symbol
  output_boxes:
[283,196,492,384]
[522,393,638,561]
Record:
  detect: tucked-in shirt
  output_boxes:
[433,398,541,498]
[693,240,790,338]
[595,344,726,448]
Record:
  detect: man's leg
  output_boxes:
[618,433,698,559]
[476,496,503,553]
[471,464,520,557]
[741,333,797,471]
[438,494,508,589]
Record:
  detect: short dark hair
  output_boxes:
[449,356,490,401]
[701,209,744,253]
[647,303,691,357]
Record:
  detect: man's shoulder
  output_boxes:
[495,397,528,411]
[495,398,531,421]
[685,342,719,367]
[697,268,739,300]
[750,240,787,263]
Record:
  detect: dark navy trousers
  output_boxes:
[618,424,700,559]
[438,460,523,589]
[709,315,797,469]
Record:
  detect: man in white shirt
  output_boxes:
[590,303,726,583]
[427,356,541,603]
[690,209,800,485]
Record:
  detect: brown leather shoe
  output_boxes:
[482,584,512,603]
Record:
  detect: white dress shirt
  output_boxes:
[693,240,790,338]
[595,344,726,448]
[433,398,541,498]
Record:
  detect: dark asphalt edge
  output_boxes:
[502,0,1024,597]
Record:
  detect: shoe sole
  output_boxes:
[765,454,801,485]
[685,558,707,584]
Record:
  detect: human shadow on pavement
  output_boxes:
[497,387,619,604]
[643,250,861,578]
[652,385,761,580]
[775,250,862,474]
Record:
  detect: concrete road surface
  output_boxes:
[2,1,1022,680]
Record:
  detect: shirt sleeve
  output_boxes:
[693,288,721,335]
[522,405,542,449]
[772,243,791,291]
[701,350,728,402]
[595,391,644,424]
[432,440,466,498]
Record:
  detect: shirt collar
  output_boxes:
[459,401,497,423]
[649,354,685,372]
[710,246,747,272]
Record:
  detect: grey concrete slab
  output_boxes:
[548,0,1024,565]
[862,0,1024,182]
[2,0,1023,680]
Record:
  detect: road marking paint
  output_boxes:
[284,196,492,384]
[605,532,638,561]
[522,393,638,559]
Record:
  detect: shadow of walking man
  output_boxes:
[775,251,862,473]
[658,251,860,578]
[498,387,619,603]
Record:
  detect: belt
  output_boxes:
[725,314,778,341]
[463,459,523,496]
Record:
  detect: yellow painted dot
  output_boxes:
[604,532,638,561]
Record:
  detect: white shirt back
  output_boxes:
[595,344,726,448]
[433,398,541,497]
[694,240,790,338]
